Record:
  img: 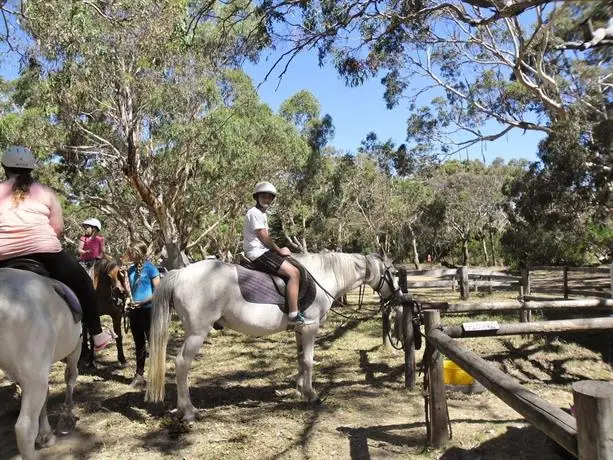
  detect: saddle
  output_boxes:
[0,258,83,323]
[236,258,316,313]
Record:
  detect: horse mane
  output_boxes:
[295,252,367,287]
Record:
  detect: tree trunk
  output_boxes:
[489,230,497,266]
[409,224,420,269]
[462,238,470,267]
[301,216,308,253]
[482,237,489,266]
[164,241,187,270]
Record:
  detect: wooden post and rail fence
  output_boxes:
[415,300,613,459]
[398,264,613,302]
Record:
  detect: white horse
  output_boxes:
[146,252,399,421]
[0,268,82,460]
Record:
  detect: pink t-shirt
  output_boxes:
[79,235,105,261]
[0,179,63,260]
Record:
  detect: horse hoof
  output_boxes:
[182,412,195,423]
[178,408,203,423]
[56,413,77,435]
[305,394,322,405]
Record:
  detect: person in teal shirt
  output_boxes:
[125,242,160,388]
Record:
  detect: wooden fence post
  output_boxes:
[459,266,469,300]
[521,268,532,323]
[609,263,612,299]
[423,310,450,448]
[564,266,569,299]
[573,380,613,459]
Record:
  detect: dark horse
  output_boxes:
[80,258,130,368]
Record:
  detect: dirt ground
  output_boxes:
[0,287,611,460]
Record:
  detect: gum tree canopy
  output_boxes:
[261,1,610,160]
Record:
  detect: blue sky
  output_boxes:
[244,49,544,164]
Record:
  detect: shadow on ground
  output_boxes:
[439,425,574,460]
[337,421,574,460]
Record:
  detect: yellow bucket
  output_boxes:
[443,359,474,385]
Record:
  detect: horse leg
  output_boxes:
[57,340,81,436]
[35,389,55,448]
[295,324,320,403]
[112,313,126,366]
[175,332,207,422]
[15,372,49,460]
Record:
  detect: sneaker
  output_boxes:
[129,374,146,389]
[93,330,115,352]
[288,312,306,328]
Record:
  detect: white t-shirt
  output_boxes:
[243,206,269,260]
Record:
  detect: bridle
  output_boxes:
[363,255,400,306]
[371,262,401,307]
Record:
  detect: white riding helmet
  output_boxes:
[82,218,102,231]
[1,145,37,170]
[253,181,277,199]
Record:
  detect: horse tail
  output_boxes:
[146,269,180,403]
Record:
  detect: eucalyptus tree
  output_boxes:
[358,131,433,265]
[429,160,507,266]
[502,122,612,266]
[261,1,610,165]
[16,0,308,268]
[275,90,335,252]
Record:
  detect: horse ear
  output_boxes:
[377,249,388,261]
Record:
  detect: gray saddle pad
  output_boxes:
[52,281,83,323]
[236,264,317,313]
[0,260,82,323]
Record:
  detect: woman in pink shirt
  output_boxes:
[0,146,114,351]
[79,217,105,263]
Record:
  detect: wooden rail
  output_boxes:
[426,325,578,456]
[420,307,613,458]
[415,297,613,313]
[397,264,612,301]
[442,317,613,338]
[522,265,612,300]
[399,266,520,300]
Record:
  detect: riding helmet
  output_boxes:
[1,146,37,170]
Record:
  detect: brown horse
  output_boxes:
[80,258,130,368]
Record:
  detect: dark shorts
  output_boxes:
[252,250,285,274]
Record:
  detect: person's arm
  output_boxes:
[152,275,160,289]
[47,189,64,237]
[98,236,106,259]
[78,237,88,256]
[255,228,291,256]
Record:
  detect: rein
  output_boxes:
[289,256,399,321]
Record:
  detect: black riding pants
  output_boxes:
[22,251,103,335]
[129,306,151,376]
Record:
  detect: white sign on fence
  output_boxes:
[462,321,500,332]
